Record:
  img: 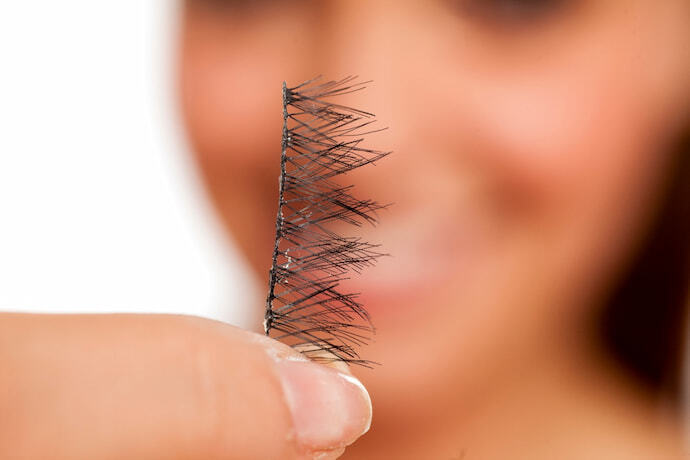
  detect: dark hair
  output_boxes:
[599,128,689,402]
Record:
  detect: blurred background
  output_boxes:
[1,0,689,439]
[0,1,256,327]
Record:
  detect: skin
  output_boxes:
[1,1,688,459]
[0,314,297,458]
[0,313,370,459]
[179,0,690,458]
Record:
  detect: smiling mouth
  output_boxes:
[336,208,488,314]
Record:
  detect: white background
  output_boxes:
[0,1,257,327]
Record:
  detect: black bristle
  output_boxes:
[264,76,390,367]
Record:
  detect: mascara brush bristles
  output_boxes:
[264,76,390,367]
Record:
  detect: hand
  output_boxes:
[0,313,372,459]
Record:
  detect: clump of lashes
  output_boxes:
[264,76,390,367]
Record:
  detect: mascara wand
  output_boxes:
[264,76,390,367]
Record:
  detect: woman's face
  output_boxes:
[180,0,690,424]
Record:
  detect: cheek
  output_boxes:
[431,5,690,307]
[179,24,283,170]
[177,6,322,270]
[179,4,320,171]
[473,75,672,298]
[468,65,664,214]
[179,25,286,260]
[483,83,673,305]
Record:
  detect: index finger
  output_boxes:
[0,313,372,459]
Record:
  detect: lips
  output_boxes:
[336,205,487,315]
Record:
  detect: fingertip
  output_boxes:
[273,359,372,454]
[221,329,372,458]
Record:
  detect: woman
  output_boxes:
[2,1,688,458]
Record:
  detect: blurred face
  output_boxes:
[180,0,690,427]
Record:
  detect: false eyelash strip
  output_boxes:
[264,76,390,367]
